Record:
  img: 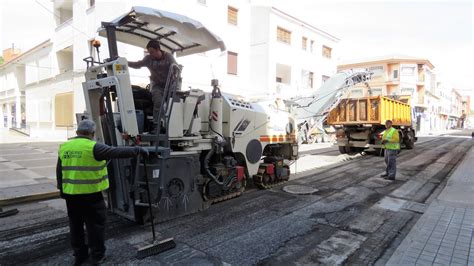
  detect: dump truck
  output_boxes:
[327,96,417,154]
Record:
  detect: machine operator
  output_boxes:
[56,120,149,265]
[128,40,177,134]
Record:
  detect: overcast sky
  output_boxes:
[1,0,472,95]
[277,0,473,95]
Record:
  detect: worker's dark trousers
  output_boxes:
[384,149,398,178]
[65,194,106,260]
[151,83,165,126]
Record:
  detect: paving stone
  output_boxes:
[451,257,468,265]
[434,258,451,265]
[421,251,437,258]
[438,250,453,257]
[457,237,471,244]
[418,255,435,263]
[401,258,416,265]
[442,239,456,246]
[455,244,471,251]
[416,258,435,265]
[425,243,439,249]
[406,250,422,258]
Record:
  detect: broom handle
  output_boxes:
[143,159,156,241]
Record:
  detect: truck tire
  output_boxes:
[345,146,355,154]
[339,146,347,154]
[404,131,415,149]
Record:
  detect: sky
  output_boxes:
[1,0,472,97]
[277,0,473,96]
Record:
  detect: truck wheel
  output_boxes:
[345,146,354,154]
[338,146,347,154]
[404,131,415,149]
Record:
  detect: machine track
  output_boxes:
[203,179,246,204]
[253,176,288,190]
[206,190,245,204]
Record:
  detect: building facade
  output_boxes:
[0,0,338,139]
[460,95,471,128]
[337,55,436,134]
[250,7,339,98]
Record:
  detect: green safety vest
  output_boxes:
[382,127,400,150]
[59,138,109,195]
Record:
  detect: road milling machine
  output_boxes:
[80,7,298,223]
[288,71,374,145]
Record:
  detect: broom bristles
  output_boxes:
[136,238,176,259]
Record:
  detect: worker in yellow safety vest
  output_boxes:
[57,120,148,265]
[380,120,400,180]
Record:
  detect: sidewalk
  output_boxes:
[387,144,474,265]
[0,129,61,206]
[0,127,66,143]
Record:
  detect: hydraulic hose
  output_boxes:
[204,143,223,185]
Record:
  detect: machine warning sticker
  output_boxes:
[153,169,160,179]
[115,64,127,71]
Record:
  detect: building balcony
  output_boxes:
[385,79,399,85]
[54,19,74,51]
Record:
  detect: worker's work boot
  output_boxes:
[74,255,88,266]
[380,173,388,177]
[91,255,106,265]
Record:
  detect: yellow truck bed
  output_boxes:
[327,96,412,126]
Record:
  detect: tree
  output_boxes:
[0,56,4,65]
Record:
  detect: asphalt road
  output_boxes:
[0,131,472,265]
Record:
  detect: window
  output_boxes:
[228,6,238,25]
[393,70,399,79]
[89,0,95,8]
[309,72,314,88]
[322,75,330,83]
[322,45,332,58]
[197,0,206,4]
[227,51,238,75]
[401,88,414,94]
[302,37,307,50]
[369,65,384,72]
[55,92,74,127]
[277,27,291,44]
[370,88,383,96]
[350,89,363,98]
[401,66,415,75]
[276,77,282,83]
[310,40,315,52]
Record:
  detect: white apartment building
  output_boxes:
[0,0,338,139]
[250,7,339,99]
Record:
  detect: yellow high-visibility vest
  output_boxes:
[382,127,400,150]
[59,138,108,194]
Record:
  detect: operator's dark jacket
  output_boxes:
[56,136,142,201]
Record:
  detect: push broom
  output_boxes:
[136,158,176,259]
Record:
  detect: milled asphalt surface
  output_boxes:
[0,130,471,265]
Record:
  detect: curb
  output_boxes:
[0,191,60,207]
